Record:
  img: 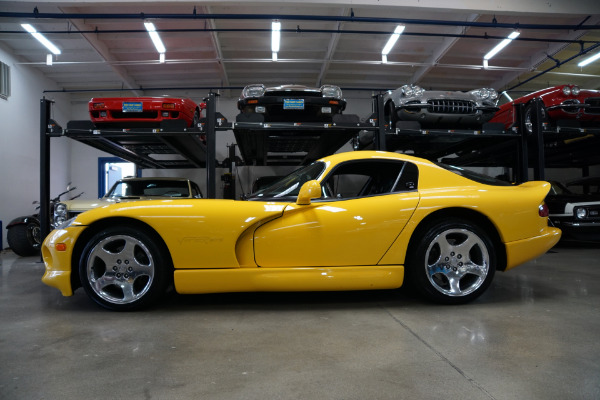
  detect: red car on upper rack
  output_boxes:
[489,85,600,133]
[89,97,206,128]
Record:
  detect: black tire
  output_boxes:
[79,226,172,311]
[7,222,41,257]
[406,218,496,304]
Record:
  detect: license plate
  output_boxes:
[284,99,304,110]
[122,102,143,112]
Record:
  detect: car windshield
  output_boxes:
[247,162,326,200]
[435,162,513,186]
[106,180,190,198]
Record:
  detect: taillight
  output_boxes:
[92,102,105,109]
[162,103,175,109]
[539,204,549,217]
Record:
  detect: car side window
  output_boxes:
[322,160,418,199]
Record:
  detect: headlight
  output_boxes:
[472,88,497,100]
[575,207,588,219]
[413,86,425,96]
[241,84,266,98]
[562,86,571,96]
[320,85,342,99]
[55,203,67,215]
[401,84,423,97]
[571,86,580,96]
[53,203,68,227]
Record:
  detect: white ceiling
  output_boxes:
[1,0,599,102]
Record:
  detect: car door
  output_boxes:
[253,160,420,267]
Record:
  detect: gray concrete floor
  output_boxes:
[0,244,599,400]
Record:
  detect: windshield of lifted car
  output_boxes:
[248,162,326,200]
[106,180,190,198]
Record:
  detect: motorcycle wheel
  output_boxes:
[7,222,41,257]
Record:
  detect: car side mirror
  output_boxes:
[296,180,321,205]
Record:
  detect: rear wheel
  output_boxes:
[406,218,496,304]
[79,226,171,311]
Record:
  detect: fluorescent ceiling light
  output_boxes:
[144,22,166,54]
[272,52,278,62]
[21,24,61,55]
[578,50,600,67]
[382,54,388,64]
[382,25,405,56]
[484,31,520,60]
[272,21,281,53]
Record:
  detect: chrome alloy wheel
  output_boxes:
[424,228,490,297]
[85,234,155,305]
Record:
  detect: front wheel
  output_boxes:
[406,219,496,304]
[79,226,172,311]
[7,222,41,257]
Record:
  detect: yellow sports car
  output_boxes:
[41,151,561,311]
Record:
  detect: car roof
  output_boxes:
[318,150,434,166]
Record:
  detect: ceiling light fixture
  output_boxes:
[21,24,61,55]
[272,20,281,62]
[578,50,600,67]
[381,25,405,60]
[144,22,166,55]
[484,31,520,60]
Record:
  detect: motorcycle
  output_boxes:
[6,185,84,257]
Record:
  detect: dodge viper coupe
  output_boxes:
[236,84,346,122]
[89,97,206,128]
[489,85,600,133]
[42,151,560,311]
[383,85,499,129]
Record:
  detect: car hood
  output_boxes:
[62,196,188,211]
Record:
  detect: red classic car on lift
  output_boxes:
[489,85,600,133]
[89,97,206,128]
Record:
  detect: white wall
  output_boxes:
[0,44,71,250]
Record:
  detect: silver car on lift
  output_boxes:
[383,85,499,130]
